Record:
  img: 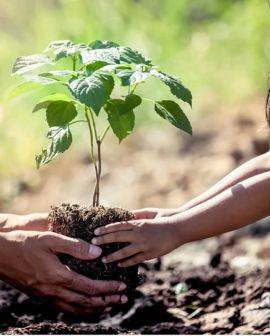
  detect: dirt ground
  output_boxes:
[0,99,270,334]
[1,242,270,335]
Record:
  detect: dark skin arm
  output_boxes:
[0,214,128,313]
[0,213,49,232]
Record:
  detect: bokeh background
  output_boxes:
[0,0,269,244]
[0,0,270,294]
[0,0,269,176]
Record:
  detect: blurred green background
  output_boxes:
[0,0,269,177]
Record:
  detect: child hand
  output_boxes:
[133,207,179,219]
[92,218,181,267]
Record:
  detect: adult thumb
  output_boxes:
[45,233,102,260]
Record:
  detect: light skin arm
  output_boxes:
[177,151,270,212]
[93,171,270,266]
[174,171,270,242]
[133,151,270,218]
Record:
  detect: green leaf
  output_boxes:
[81,45,151,66]
[129,70,151,85]
[45,40,73,52]
[116,70,133,86]
[6,81,42,100]
[46,101,78,127]
[45,40,87,61]
[106,94,142,114]
[151,70,192,106]
[86,63,131,76]
[89,40,120,49]
[54,44,87,61]
[41,70,75,77]
[12,54,54,75]
[23,74,59,84]
[80,48,120,64]
[102,64,131,72]
[125,94,142,110]
[116,69,151,86]
[104,99,135,142]
[135,63,152,72]
[119,47,152,65]
[85,61,110,75]
[54,46,74,61]
[36,126,72,168]
[33,93,72,112]
[154,100,192,135]
[69,73,114,115]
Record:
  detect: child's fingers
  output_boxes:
[132,210,148,220]
[94,222,134,235]
[92,231,134,245]
[118,253,147,267]
[102,244,141,264]
[132,209,156,220]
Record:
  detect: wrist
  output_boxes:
[157,215,188,249]
[168,214,190,247]
[0,232,11,275]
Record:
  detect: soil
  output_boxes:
[1,250,270,334]
[48,204,139,292]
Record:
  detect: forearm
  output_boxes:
[0,232,11,280]
[0,214,13,232]
[178,152,270,212]
[174,171,270,244]
[0,213,48,232]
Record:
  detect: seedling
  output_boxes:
[11,40,193,290]
[11,40,192,206]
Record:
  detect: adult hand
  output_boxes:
[0,213,49,232]
[0,231,127,314]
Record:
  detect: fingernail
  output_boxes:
[121,295,128,304]
[92,238,98,244]
[94,228,100,235]
[88,244,101,257]
[102,257,107,263]
[118,283,126,291]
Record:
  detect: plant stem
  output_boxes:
[96,139,101,207]
[100,125,111,143]
[142,97,155,102]
[85,108,111,207]
[89,109,99,143]
[72,56,76,71]
[85,107,99,206]
[69,119,87,126]
[130,83,139,94]
[88,108,101,206]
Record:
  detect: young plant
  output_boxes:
[11,40,192,207]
